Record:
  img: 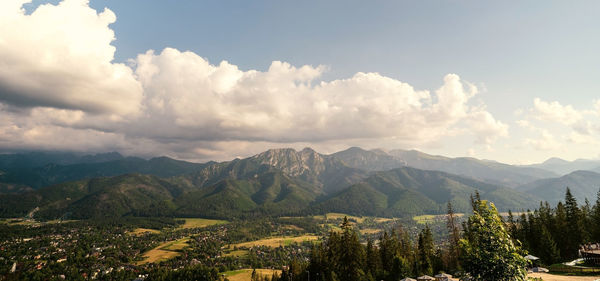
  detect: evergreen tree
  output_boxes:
[417,225,434,276]
[506,210,517,240]
[446,202,461,271]
[537,226,560,265]
[339,217,365,281]
[390,255,411,280]
[365,238,381,278]
[397,225,415,276]
[591,189,600,242]
[553,202,569,260]
[460,198,528,281]
[379,231,396,275]
[565,188,585,259]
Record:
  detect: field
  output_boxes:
[224,269,282,281]
[223,249,249,257]
[360,228,383,235]
[128,228,161,236]
[413,213,464,225]
[313,213,365,223]
[374,217,394,223]
[161,237,191,251]
[136,237,191,264]
[232,235,320,248]
[177,218,228,229]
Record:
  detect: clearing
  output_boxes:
[360,228,383,235]
[136,237,191,265]
[313,213,365,223]
[413,213,464,224]
[224,269,281,281]
[177,218,228,229]
[232,235,320,248]
[128,228,161,236]
[223,249,249,257]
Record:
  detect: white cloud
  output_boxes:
[525,130,561,151]
[130,48,505,145]
[516,119,532,129]
[0,0,509,161]
[531,98,582,125]
[0,0,142,115]
[466,109,508,145]
[567,132,599,145]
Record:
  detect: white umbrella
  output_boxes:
[524,255,539,260]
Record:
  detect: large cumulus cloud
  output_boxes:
[0,0,508,160]
[130,48,506,144]
[0,0,142,115]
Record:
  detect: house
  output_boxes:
[417,275,435,281]
[400,278,417,281]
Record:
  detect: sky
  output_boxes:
[0,0,599,164]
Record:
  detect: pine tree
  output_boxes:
[365,238,381,277]
[565,187,585,259]
[554,202,569,260]
[397,225,415,277]
[592,189,600,242]
[460,198,528,281]
[537,226,560,265]
[446,202,461,271]
[390,255,410,280]
[379,231,395,274]
[507,210,517,239]
[417,225,434,276]
[339,217,365,281]
[516,212,530,250]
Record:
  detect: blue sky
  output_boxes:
[95,1,599,103]
[1,0,599,163]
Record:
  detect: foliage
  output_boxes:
[459,198,528,281]
[509,188,600,265]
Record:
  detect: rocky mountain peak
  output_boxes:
[252,147,326,176]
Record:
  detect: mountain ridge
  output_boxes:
[516,170,600,204]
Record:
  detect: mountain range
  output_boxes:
[521,157,600,176]
[0,147,599,220]
[333,147,556,187]
[516,170,600,205]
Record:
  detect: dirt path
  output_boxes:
[528,272,600,281]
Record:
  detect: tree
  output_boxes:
[417,225,434,276]
[591,188,600,242]
[252,269,258,281]
[446,202,461,271]
[553,202,568,260]
[338,217,365,280]
[537,226,560,265]
[460,198,528,281]
[365,238,381,278]
[565,187,585,259]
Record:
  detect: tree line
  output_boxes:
[507,187,600,265]
[264,193,533,281]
